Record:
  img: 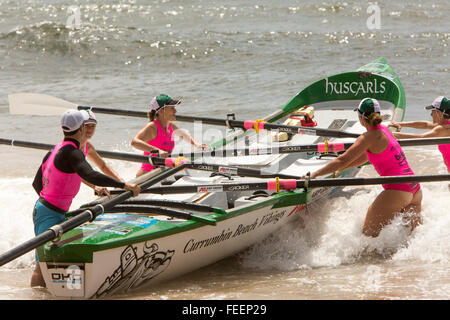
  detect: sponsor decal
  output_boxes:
[197,185,224,193]
[325,77,386,96]
[218,166,238,175]
[282,146,305,152]
[47,264,84,295]
[226,184,250,191]
[50,265,82,289]
[76,214,157,235]
[184,210,286,253]
[197,164,215,171]
[297,128,315,135]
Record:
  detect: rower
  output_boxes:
[307,98,423,238]
[80,109,125,196]
[388,96,450,186]
[30,109,141,288]
[131,94,207,178]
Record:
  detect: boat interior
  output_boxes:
[129,100,397,218]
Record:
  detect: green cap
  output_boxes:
[150,94,181,112]
[354,98,381,116]
[425,96,450,116]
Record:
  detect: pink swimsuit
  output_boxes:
[438,121,450,172]
[40,141,83,211]
[140,120,175,172]
[366,124,420,194]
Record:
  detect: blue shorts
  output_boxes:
[33,200,66,261]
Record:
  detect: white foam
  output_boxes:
[239,149,450,271]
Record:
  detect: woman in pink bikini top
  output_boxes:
[389,96,450,174]
[309,98,423,238]
[131,94,208,178]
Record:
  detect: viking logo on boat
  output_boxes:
[325,78,386,96]
[93,242,175,298]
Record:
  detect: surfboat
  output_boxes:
[36,58,406,298]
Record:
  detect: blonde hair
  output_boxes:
[363,112,383,127]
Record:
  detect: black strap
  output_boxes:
[38,198,67,215]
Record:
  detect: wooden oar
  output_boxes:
[0,165,187,267]
[114,174,450,195]
[8,93,359,138]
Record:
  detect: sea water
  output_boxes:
[0,0,449,300]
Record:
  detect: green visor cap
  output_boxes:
[150,94,181,112]
[425,96,450,115]
[354,98,381,114]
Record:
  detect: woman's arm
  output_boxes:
[86,141,123,182]
[131,123,160,153]
[171,123,207,149]
[310,134,370,179]
[388,120,436,131]
[393,125,447,139]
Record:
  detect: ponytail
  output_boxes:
[366,112,383,127]
[147,110,156,122]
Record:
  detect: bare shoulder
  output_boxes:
[433,124,450,137]
[142,122,158,133]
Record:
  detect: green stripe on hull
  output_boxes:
[38,188,312,263]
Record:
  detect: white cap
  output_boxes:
[61,109,89,132]
[82,109,97,124]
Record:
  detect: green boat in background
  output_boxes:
[34,58,406,298]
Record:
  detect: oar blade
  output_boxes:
[8,93,78,116]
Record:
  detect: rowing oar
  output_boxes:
[75,199,227,214]
[3,136,450,164]
[164,137,450,158]
[67,205,217,225]
[0,165,187,267]
[117,174,450,195]
[8,93,359,138]
[0,138,150,163]
[105,206,217,225]
[8,93,199,122]
[0,138,300,179]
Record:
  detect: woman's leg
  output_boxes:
[362,189,422,238]
[401,189,423,231]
